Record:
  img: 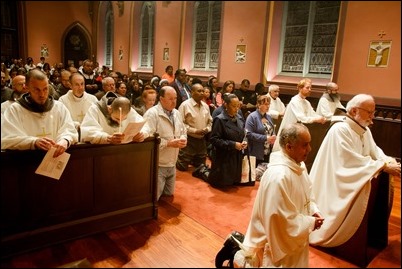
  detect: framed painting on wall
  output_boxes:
[41,45,49,58]
[367,40,392,67]
[163,48,169,61]
[235,45,246,63]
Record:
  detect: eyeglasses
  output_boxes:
[357,107,375,116]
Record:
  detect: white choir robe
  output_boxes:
[308,116,394,247]
[80,104,148,144]
[58,90,98,129]
[272,94,322,151]
[1,101,78,150]
[239,151,319,268]
[268,97,286,120]
[316,94,345,120]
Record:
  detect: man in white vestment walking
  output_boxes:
[234,123,324,267]
[1,69,78,157]
[309,94,401,247]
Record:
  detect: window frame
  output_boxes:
[104,1,114,68]
[139,1,155,70]
[277,1,341,79]
[191,1,222,71]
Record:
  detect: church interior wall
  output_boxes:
[20,1,401,106]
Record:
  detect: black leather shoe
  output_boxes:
[192,164,210,181]
[215,231,245,268]
[176,162,188,171]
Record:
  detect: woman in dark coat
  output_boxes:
[208,94,247,187]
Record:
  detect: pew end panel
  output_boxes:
[312,172,391,267]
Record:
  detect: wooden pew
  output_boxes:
[303,121,331,172]
[312,172,391,267]
[0,137,159,258]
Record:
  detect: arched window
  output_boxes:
[139,2,154,69]
[105,1,114,68]
[279,1,341,78]
[192,1,222,70]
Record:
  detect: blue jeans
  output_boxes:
[158,166,176,200]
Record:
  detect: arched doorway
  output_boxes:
[63,23,91,68]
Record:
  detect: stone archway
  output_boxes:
[63,23,91,68]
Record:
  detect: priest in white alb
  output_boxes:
[1,69,78,158]
[272,78,326,152]
[58,72,98,133]
[309,94,401,247]
[80,92,148,144]
[234,123,324,268]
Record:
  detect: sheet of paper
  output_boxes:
[121,120,146,144]
[35,147,71,180]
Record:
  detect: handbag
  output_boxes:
[240,152,256,186]
[255,162,268,181]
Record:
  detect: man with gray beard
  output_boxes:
[316,82,346,121]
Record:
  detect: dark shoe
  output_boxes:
[176,162,188,171]
[192,164,210,181]
[215,231,245,268]
[235,181,255,186]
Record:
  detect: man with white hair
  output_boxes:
[309,94,400,248]
[267,84,286,120]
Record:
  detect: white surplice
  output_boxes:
[315,93,345,120]
[1,101,78,150]
[240,151,319,267]
[80,103,147,144]
[268,97,286,120]
[58,90,98,127]
[272,94,322,151]
[309,116,392,247]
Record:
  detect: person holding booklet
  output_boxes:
[1,69,78,158]
[80,91,148,144]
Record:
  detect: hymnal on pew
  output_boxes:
[121,120,146,144]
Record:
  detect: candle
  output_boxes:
[119,107,122,133]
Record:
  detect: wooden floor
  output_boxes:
[0,172,400,268]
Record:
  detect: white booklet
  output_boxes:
[121,120,146,144]
[35,147,71,180]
